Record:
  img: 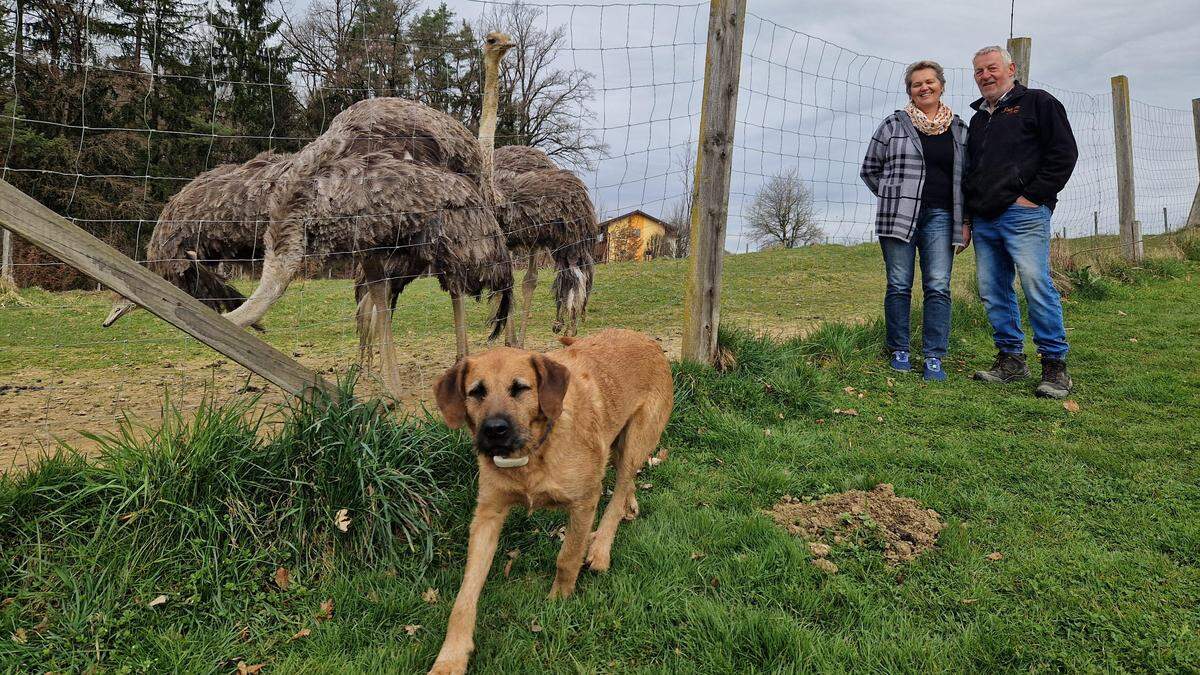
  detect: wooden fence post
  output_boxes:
[0,228,12,286]
[1093,211,1099,237]
[682,0,747,365]
[1187,98,1200,228]
[0,178,334,399]
[1007,37,1032,85]
[1111,76,1142,262]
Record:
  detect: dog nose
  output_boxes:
[482,417,511,439]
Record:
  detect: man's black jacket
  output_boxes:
[964,82,1079,219]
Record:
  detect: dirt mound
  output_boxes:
[769,483,944,566]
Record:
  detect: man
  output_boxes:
[964,46,1078,399]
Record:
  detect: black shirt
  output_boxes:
[919,129,953,211]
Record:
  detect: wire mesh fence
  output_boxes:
[0,0,1196,466]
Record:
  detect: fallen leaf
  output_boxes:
[986,552,1004,561]
[646,456,663,467]
[876,416,884,422]
[239,626,250,641]
[960,598,979,605]
[404,624,421,636]
[858,392,866,399]
[1063,400,1080,413]
[811,558,838,574]
[291,628,311,641]
[507,549,520,559]
[843,386,856,394]
[1117,310,1127,316]
[709,576,720,588]
[777,412,785,420]
[763,428,772,436]
[808,542,832,557]
[316,598,334,622]
[640,483,653,490]
[690,551,705,560]
[1129,338,1138,343]
[147,594,168,608]
[503,559,515,578]
[236,662,264,675]
[816,419,825,424]
[833,408,859,417]
[334,508,351,533]
[653,448,669,463]
[421,588,439,604]
[551,526,567,541]
[118,511,138,524]
[11,628,27,644]
[886,377,895,388]
[274,567,290,591]
[530,618,543,633]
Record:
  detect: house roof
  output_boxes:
[597,209,680,237]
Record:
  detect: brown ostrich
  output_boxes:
[102,150,293,329]
[490,144,598,344]
[222,35,518,394]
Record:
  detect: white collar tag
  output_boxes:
[492,455,529,468]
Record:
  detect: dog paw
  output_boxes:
[622,495,640,522]
[585,531,612,572]
[428,657,468,675]
[547,580,576,600]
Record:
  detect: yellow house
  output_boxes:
[598,210,679,262]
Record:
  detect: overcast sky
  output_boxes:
[293,0,1200,247]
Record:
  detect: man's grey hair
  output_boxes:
[973,45,1013,66]
[904,60,946,91]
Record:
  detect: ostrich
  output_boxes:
[102,150,293,329]
[489,145,599,345]
[221,35,518,394]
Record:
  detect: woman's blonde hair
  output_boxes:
[904,60,945,91]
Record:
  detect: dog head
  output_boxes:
[433,348,570,463]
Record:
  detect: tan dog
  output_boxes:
[428,328,673,675]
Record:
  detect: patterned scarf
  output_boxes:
[904,101,953,135]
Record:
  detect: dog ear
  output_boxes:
[531,354,570,421]
[433,359,469,429]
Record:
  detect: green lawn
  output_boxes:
[2,243,1199,672]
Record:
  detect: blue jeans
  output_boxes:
[972,203,1069,358]
[879,208,954,358]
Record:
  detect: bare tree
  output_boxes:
[746,170,822,249]
[477,1,606,169]
[666,143,694,258]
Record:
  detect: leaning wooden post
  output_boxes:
[1111,76,1142,262]
[1187,98,1200,228]
[0,179,334,400]
[682,0,747,365]
[1007,36,1032,85]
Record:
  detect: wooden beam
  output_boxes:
[0,178,334,399]
[682,0,747,365]
[1110,76,1142,261]
[1007,37,1032,85]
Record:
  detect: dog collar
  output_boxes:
[490,421,554,469]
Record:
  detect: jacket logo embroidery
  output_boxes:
[1003,105,1021,115]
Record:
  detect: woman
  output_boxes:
[860,60,970,381]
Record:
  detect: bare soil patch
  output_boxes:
[769,483,945,566]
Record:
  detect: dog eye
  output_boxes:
[468,384,487,399]
[510,382,530,397]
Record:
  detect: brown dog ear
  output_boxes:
[531,354,570,421]
[433,359,469,429]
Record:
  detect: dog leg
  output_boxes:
[586,408,666,572]
[548,499,597,599]
[430,502,511,675]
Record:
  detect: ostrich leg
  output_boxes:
[452,294,469,360]
[517,254,539,347]
[360,259,404,399]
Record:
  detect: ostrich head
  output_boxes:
[103,297,137,327]
[482,31,514,62]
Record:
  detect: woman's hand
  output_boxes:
[954,221,972,255]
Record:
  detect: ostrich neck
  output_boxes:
[479,54,501,209]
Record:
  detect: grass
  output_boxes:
[2,245,1199,671]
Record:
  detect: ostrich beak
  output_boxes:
[103,298,137,327]
[484,31,514,53]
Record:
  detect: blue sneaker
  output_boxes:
[923,357,947,382]
[890,350,911,372]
